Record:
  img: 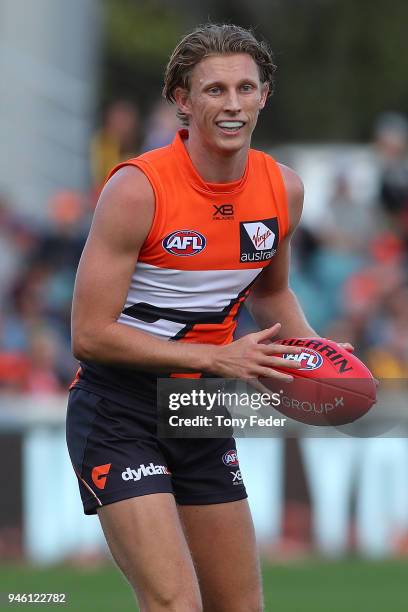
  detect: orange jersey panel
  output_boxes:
[104,129,289,346]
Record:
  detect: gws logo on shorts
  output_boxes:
[122,463,171,482]
[162,230,206,256]
[222,450,239,467]
[282,349,323,371]
[239,217,279,263]
[91,463,112,490]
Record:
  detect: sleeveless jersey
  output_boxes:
[73,129,289,397]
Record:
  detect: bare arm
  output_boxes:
[245,164,318,339]
[72,165,302,380]
[72,166,216,372]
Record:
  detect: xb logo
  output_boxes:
[213,204,234,220]
[231,470,243,484]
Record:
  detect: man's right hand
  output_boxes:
[207,323,303,382]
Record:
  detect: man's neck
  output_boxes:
[183,132,249,183]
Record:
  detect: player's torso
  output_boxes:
[113,130,289,346]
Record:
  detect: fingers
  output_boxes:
[261,344,302,355]
[253,323,282,343]
[246,326,304,377]
[338,342,355,353]
[265,356,302,369]
[252,326,304,356]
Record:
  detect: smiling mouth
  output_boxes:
[216,121,246,133]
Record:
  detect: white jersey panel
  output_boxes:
[121,262,262,312]
[118,313,186,340]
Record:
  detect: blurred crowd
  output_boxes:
[0,98,178,394]
[243,111,408,382]
[1,104,408,393]
[295,111,408,380]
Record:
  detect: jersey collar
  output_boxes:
[171,129,250,195]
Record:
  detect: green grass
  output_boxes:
[0,559,407,611]
[263,559,408,612]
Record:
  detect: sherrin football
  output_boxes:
[260,338,377,426]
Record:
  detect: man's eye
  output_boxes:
[241,84,253,92]
[208,87,221,95]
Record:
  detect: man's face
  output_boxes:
[176,53,269,156]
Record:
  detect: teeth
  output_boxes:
[217,121,244,128]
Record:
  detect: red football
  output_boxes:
[260,338,377,426]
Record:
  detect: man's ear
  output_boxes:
[259,83,269,110]
[174,87,191,120]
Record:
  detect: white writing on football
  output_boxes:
[284,351,322,370]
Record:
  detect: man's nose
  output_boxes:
[224,89,241,112]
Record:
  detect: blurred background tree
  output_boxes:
[103,0,182,113]
[103,0,408,143]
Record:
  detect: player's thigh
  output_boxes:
[97,494,202,611]
[178,499,263,612]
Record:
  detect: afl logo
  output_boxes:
[162,230,206,256]
[222,450,239,466]
[282,349,323,371]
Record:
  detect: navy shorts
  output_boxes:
[66,387,247,515]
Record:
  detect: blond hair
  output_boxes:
[163,23,276,125]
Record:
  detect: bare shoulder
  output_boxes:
[98,164,155,222]
[91,165,155,250]
[278,163,304,232]
[102,164,154,202]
